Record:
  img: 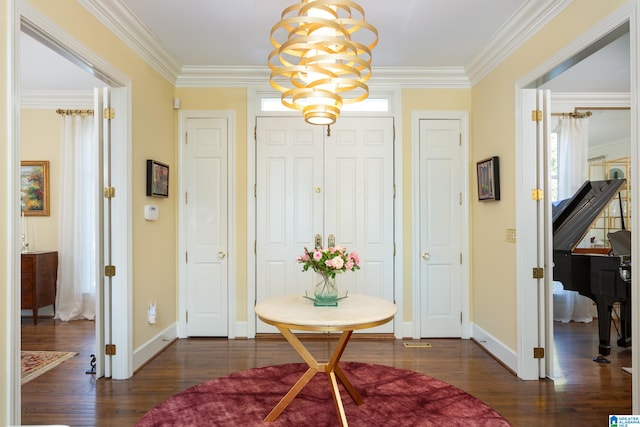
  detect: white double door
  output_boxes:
[256,116,395,333]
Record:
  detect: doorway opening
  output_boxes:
[515,12,636,393]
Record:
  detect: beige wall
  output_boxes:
[470,0,628,348]
[20,109,61,252]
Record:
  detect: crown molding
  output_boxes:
[466,0,574,86]
[550,92,631,111]
[176,66,269,88]
[78,0,181,84]
[21,90,94,109]
[176,65,471,88]
[371,67,471,88]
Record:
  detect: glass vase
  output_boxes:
[314,273,339,306]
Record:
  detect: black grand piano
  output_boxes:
[553,179,631,362]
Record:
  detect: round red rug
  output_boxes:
[136,362,511,426]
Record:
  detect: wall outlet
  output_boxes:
[506,228,517,243]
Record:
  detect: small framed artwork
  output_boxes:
[21,160,50,216]
[476,156,500,201]
[146,159,169,198]
[147,160,169,197]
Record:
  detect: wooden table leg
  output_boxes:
[265,327,362,425]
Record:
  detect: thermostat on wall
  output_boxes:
[144,205,158,221]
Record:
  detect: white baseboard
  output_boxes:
[133,322,178,372]
[402,321,414,338]
[234,321,248,338]
[471,322,517,373]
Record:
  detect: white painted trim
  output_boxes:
[19,1,128,87]
[410,111,471,340]
[467,0,573,85]
[234,321,248,339]
[7,2,22,424]
[550,92,631,111]
[471,322,518,373]
[77,0,180,84]
[21,89,93,109]
[108,85,134,380]
[177,110,237,339]
[133,322,178,372]
[402,322,414,339]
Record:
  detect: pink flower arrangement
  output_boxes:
[297,246,361,278]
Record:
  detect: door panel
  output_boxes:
[185,117,228,337]
[419,119,462,337]
[256,118,324,333]
[325,118,394,306]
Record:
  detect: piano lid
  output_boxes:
[553,179,626,252]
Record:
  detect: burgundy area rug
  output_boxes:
[136,362,510,426]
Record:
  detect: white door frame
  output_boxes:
[515,0,639,400]
[246,87,404,339]
[411,111,470,339]
[9,3,133,422]
[177,110,237,339]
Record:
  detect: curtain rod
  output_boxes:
[551,111,592,119]
[56,109,94,116]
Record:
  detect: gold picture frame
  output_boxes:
[21,160,50,216]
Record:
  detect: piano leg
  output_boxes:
[594,299,613,363]
[616,300,632,348]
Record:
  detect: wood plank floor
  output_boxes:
[21,317,631,426]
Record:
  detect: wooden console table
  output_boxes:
[21,251,58,325]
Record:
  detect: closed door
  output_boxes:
[419,119,462,337]
[256,117,395,333]
[184,116,229,336]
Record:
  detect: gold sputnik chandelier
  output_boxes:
[268,0,378,125]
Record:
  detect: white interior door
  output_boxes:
[419,119,463,337]
[256,116,395,333]
[184,116,229,336]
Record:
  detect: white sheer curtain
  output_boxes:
[553,115,595,323]
[55,113,97,321]
[557,116,589,199]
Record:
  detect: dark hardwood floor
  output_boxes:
[21,316,631,426]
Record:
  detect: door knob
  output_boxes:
[422,252,430,260]
[218,251,227,259]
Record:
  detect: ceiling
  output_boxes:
[20,0,630,93]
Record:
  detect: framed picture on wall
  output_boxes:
[21,160,50,216]
[476,156,500,201]
[146,159,169,198]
